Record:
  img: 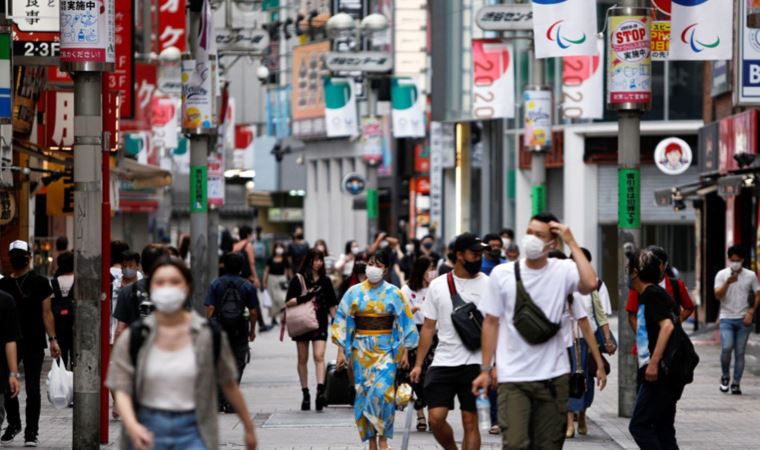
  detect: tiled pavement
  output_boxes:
[2,318,758,449]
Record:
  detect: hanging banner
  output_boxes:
[106,0,135,119]
[391,77,426,138]
[472,39,515,120]
[523,88,552,151]
[158,0,186,52]
[60,0,116,66]
[736,0,760,105]
[607,13,651,109]
[323,77,358,138]
[562,38,603,120]
[669,0,732,61]
[531,0,598,59]
[361,117,384,164]
[44,90,74,149]
[181,57,214,131]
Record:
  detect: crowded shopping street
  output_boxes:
[3,0,760,449]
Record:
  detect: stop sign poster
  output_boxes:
[607,15,651,107]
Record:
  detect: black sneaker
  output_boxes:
[1,424,21,443]
[731,384,742,395]
[720,376,730,393]
[24,431,39,447]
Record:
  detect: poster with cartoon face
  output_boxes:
[654,137,693,175]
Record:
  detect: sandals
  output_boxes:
[416,415,427,432]
[489,425,500,435]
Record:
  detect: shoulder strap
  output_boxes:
[207,320,222,365]
[597,279,604,291]
[446,272,465,308]
[51,278,63,301]
[669,277,681,306]
[128,319,150,366]
[514,260,522,282]
[297,273,307,296]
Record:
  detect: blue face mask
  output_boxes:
[423,242,434,250]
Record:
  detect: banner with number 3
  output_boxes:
[562,38,604,120]
[472,39,515,120]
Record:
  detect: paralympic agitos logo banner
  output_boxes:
[669,0,733,60]
[531,0,598,59]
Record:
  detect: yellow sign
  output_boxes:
[650,21,670,61]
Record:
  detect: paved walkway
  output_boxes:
[2,318,759,449]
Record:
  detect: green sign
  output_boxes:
[367,188,379,220]
[531,184,546,215]
[190,165,208,213]
[618,168,640,229]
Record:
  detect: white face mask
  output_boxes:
[150,286,187,313]
[730,261,743,272]
[366,266,384,284]
[379,240,389,249]
[275,248,284,256]
[405,244,415,254]
[502,238,511,248]
[521,234,549,261]
[351,246,361,255]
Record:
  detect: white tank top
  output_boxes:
[139,344,197,411]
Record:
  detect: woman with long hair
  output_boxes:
[398,256,437,431]
[332,251,419,450]
[335,240,362,281]
[285,249,338,411]
[263,241,291,326]
[106,258,256,450]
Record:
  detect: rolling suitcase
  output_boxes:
[324,361,353,406]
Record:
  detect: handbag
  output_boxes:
[591,285,617,355]
[587,354,611,376]
[568,325,587,399]
[512,261,561,345]
[659,312,700,385]
[281,274,319,340]
[447,272,484,351]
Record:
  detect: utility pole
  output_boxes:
[60,1,114,447]
[366,80,379,245]
[526,52,550,214]
[607,0,650,418]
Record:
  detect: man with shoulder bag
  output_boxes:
[410,233,489,450]
[473,213,606,450]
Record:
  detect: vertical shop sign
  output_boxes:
[60,0,115,65]
[106,0,134,118]
[207,153,224,207]
[159,0,186,52]
[323,77,358,137]
[45,90,75,149]
[12,65,45,138]
[0,32,11,122]
[391,77,426,138]
[650,20,670,61]
[607,14,651,108]
[618,168,640,229]
[189,165,207,212]
[472,39,514,120]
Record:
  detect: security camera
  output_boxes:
[256,65,270,83]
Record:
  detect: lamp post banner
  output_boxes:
[531,0,598,59]
[607,14,651,109]
[472,39,515,120]
[669,0,733,61]
[60,0,115,65]
[562,38,603,120]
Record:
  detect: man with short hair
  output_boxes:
[481,233,506,276]
[714,245,760,395]
[206,252,258,412]
[410,233,490,450]
[473,213,605,450]
[505,243,520,262]
[0,241,60,446]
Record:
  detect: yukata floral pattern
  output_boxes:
[331,280,419,442]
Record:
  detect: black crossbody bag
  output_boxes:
[447,272,484,351]
[513,261,562,345]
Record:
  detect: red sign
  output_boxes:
[48,67,73,84]
[106,0,135,119]
[414,144,430,173]
[44,90,75,149]
[651,0,671,16]
[121,63,157,133]
[159,0,187,52]
[719,110,758,174]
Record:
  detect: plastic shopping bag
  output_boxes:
[260,289,273,309]
[47,358,73,409]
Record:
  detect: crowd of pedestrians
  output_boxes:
[0,213,757,449]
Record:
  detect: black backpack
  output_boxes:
[659,312,700,386]
[216,278,247,334]
[51,278,75,325]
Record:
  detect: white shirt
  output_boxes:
[55,274,75,297]
[140,344,197,411]
[401,285,428,325]
[479,259,583,382]
[422,272,489,367]
[336,253,355,277]
[570,282,613,336]
[715,267,760,319]
[562,294,590,348]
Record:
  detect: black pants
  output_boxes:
[4,346,44,434]
[220,336,249,410]
[56,320,74,370]
[629,376,684,450]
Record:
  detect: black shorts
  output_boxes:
[423,364,479,412]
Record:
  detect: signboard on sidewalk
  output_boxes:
[60,0,116,66]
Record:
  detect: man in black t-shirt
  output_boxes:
[113,244,168,340]
[0,241,59,447]
[0,289,22,430]
[627,249,682,450]
[287,227,310,272]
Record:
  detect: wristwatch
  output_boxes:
[9,372,19,379]
[480,364,493,373]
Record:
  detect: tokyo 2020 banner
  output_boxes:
[669,0,733,61]
[531,0,598,59]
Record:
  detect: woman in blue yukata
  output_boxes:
[332,250,419,450]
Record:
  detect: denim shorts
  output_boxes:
[133,407,206,450]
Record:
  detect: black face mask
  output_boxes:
[9,254,29,270]
[463,259,482,275]
[489,249,502,260]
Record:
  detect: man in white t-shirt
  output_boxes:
[410,233,489,450]
[714,245,760,394]
[473,213,606,450]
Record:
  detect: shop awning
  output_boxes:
[112,158,172,189]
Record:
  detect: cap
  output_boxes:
[9,240,30,253]
[454,233,488,253]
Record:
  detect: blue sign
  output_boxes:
[265,86,291,139]
[342,173,366,196]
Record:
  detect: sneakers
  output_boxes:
[731,384,742,395]
[0,424,21,443]
[24,431,38,447]
[720,376,730,393]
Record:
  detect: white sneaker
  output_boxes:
[24,434,38,447]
